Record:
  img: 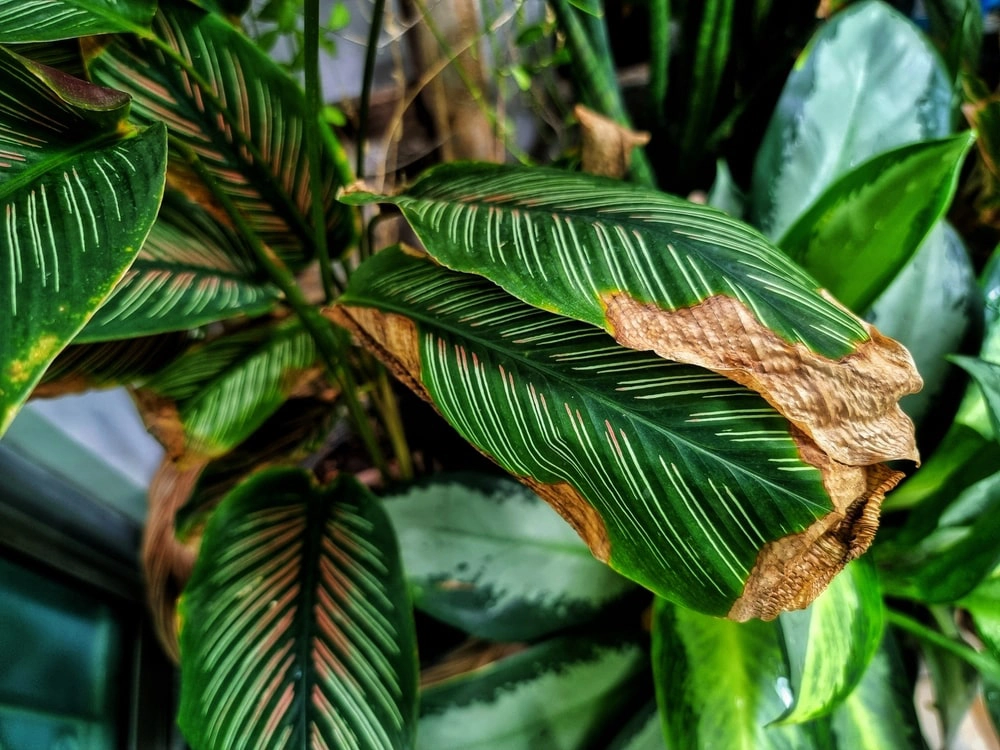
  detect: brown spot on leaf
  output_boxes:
[603,291,921,466]
[727,430,902,621]
[520,476,611,563]
[132,388,187,460]
[575,104,651,180]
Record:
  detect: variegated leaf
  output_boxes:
[84,2,353,268]
[0,0,156,43]
[78,190,280,342]
[342,162,921,467]
[330,246,901,620]
[0,47,167,434]
[178,468,418,750]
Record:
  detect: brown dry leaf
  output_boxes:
[575,104,651,179]
[420,640,527,688]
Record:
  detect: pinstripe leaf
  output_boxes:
[0,47,167,435]
[140,318,320,459]
[330,247,902,620]
[178,468,418,750]
[342,162,921,468]
[84,2,353,269]
[78,190,280,342]
[0,0,156,43]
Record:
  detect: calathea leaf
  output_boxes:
[83,1,354,269]
[78,190,280,342]
[341,162,921,468]
[606,702,667,750]
[178,468,418,750]
[382,472,635,641]
[329,246,902,620]
[0,47,167,435]
[0,0,156,43]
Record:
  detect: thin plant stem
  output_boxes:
[358,0,387,179]
[375,369,413,480]
[887,609,1000,684]
[649,0,670,126]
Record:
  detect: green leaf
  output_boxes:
[77,190,280,342]
[751,0,953,240]
[178,468,418,750]
[85,2,354,268]
[950,356,1000,439]
[707,159,745,219]
[777,133,975,313]
[332,247,900,619]
[829,632,928,750]
[923,0,983,72]
[418,633,647,750]
[0,48,167,435]
[776,559,885,724]
[383,472,634,641]
[0,0,156,43]
[607,702,667,750]
[343,162,922,468]
[652,598,830,749]
[142,318,319,459]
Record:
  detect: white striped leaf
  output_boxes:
[178,468,418,750]
[0,47,167,434]
[331,247,901,619]
[141,318,319,459]
[776,558,885,724]
[383,472,634,641]
[777,133,974,313]
[84,2,353,268]
[0,0,156,43]
[750,0,952,240]
[78,190,280,342]
[342,162,921,468]
[418,634,646,750]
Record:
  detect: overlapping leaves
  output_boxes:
[0,0,156,43]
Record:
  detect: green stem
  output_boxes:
[887,609,1000,684]
[649,0,670,126]
[375,368,413,480]
[357,0,386,179]
[548,0,655,187]
[175,139,390,479]
[304,0,336,302]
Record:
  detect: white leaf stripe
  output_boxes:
[343,250,833,613]
[0,0,155,42]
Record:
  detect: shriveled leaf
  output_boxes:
[0,0,156,43]
[778,133,975,313]
[178,468,418,750]
[776,559,884,724]
[78,190,280,342]
[0,48,167,434]
[418,633,646,750]
[652,598,830,749]
[383,472,635,641]
[84,2,353,268]
[607,702,667,750]
[829,632,928,750]
[751,0,952,239]
[139,318,319,459]
[330,247,902,620]
[342,163,921,467]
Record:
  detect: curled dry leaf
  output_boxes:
[575,104,651,179]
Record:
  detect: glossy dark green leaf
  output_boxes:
[383,473,634,641]
[923,0,982,71]
[751,0,953,239]
[776,559,884,724]
[78,191,280,342]
[418,633,646,750]
[178,468,418,750]
[85,2,354,268]
[652,598,829,749]
[0,0,156,43]
[0,48,167,434]
[777,133,975,313]
[141,318,319,459]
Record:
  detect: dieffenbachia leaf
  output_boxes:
[607,702,667,750]
[178,468,418,750]
[418,634,646,750]
[341,162,921,467]
[828,632,928,750]
[651,599,831,749]
[751,0,952,240]
[78,190,280,342]
[0,0,156,43]
[383,472,634,641]
[139,318,319,459]
[330,247,902,620]
[0,48,167,435]
[777,133,975,313]
[776,559,885,724]
[84,1,353,268]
